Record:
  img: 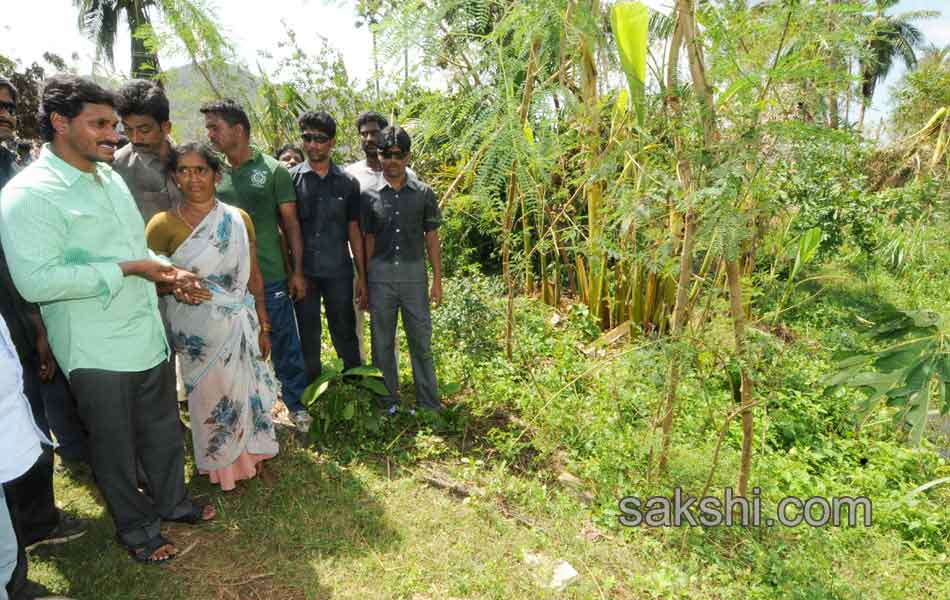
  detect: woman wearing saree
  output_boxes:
[145,142,279,491]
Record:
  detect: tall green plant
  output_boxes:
[829,308,949,445]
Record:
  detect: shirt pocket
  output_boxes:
[405,200,424,237]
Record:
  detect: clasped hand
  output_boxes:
[126,260,212,305]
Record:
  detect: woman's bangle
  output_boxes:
[260,322,272,333]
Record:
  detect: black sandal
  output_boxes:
[165,502,215,525]
[127,534,176,564]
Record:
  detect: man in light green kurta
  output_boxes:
[0,75,213,563]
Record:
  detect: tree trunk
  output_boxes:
[678,0,755,495]
[656,0,692,475]
[726,259,754,496]
[129,3,161,79]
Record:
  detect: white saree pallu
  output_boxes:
[161,201,279,484]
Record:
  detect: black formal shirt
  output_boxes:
[360,174,441,283]
[290,161,361,279]
[0,145,37,362]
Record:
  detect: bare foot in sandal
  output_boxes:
[129,535,178,564]
[201,503,216,521]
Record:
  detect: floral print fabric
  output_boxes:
[162,201,279,473]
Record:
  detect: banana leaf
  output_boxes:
[610,2,649,124]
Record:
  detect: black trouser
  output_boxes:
[3,365,57,599]
[70,359,193,547]
[40,369,88,464]
[295,275,363,382]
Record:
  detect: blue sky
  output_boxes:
[1,0,947,126]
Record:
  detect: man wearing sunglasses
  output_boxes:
[345,112,416,367]
[288,111,365,385]
[360,126,443,414]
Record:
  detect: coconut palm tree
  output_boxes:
[73,0,162,79]
[857,0,936,128]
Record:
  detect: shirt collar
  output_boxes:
[297,160,341,179]
[382,173,421,192]
[40,143,109,188]
[228,146,262,171]
[130,139,173,165]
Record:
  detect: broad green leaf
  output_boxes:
[934,356,950,382]
[797,227,822,266]
[610,2,648,124]
[903,310,942,328]
[824,364,867,387]
[834,353,873,369]
[869,316,911,338]
[904,357,936,391]
[343,365,385,378]
[359,378,391,396]
[874,339,933,372]
[302,380,331,407]
[849,371,902,389]
[905,395,929,446]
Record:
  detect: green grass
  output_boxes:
[27,237,950,599]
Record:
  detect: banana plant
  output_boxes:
[770,226,823,323]
[301,362,389,438]
[827,308,949,445]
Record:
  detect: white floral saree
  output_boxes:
[162,201,278,489]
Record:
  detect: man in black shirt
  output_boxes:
[361,126,443,412]
[290,111,366,380]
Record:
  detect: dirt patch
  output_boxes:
[165,525,307,600]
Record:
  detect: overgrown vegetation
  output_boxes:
[11,0,950,598]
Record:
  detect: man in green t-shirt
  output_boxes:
[200,99,312,432]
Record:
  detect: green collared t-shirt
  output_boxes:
[0,145,169,376]
[215,148,297,283]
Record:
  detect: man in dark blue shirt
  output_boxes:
[289,111,366,380]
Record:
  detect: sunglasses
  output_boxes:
[301,133,331,144]
[378,150,406,160]
[0,100,16,114]
[175,166,212,178]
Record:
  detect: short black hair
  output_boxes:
[378,126,411,153]
[166,141,222,174]
[0,76,18,104]
[356,111,388,131]
[38,75,117,142]
[116,79,169,123]
[199,98,251,136]
[297,111,336,139]
[274,143,303,162]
